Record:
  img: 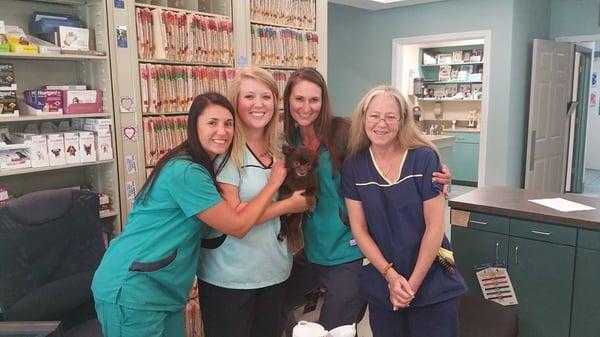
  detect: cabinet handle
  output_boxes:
[495,242,500,262]
[514,246,519,265]
[531,230,552,236]
[469,220,487,225]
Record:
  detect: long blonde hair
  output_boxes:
[347,85,437,158]
[228,67,282,169]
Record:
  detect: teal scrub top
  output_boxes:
[294,134,363,266]
[92,158,222,311]
[198,147,292,289]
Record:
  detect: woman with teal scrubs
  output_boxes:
[91,92,287,337]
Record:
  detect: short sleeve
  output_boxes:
[340,158,360,201]
[167,161,223,217]
[419,148,443,201]
[214,155,241,186]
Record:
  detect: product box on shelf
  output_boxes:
[0,149,31,171]
[46,133,65,166]
[0,20,8,52]
[0,64,15,87]
[78,131,96,162]
[5,26,38,54]
[0,91,19,117]
[28,12,82,35]
[63,131,80,164]
[63,90,103,114]
[27,35,60,54]
[45,85,87,91]
[22,90,63,115]
[82,124,113,161]
[12,133,50,168]
[58,26,89,51]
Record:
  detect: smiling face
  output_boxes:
[236,78,275,131]
[289,80,322,128]
[197,104,234,160]
[364,94,401,149]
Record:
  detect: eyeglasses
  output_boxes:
[366,114,400,125]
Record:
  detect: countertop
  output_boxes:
[448,186,600,230]
[424,134,455,142]
[444,127,480,133]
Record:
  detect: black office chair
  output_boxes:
[0,189,105,336]
[459,295,518,337]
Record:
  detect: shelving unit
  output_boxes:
[108,0,327,220]
[0,0,122,235]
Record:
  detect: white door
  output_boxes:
[525,39,574,192]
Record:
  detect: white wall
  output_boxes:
[586,56,600,170]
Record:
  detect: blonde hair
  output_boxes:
[347,85,438,158]
[228,67,282,169]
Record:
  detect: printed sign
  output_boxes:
[122,126,137,141]
[116,26,128,48]
[126,180,136,200]
[125,154,137,174]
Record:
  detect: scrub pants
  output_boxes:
[199,280,287,337]
[368,297,459,337]
[283,251,366,335]
[95,299,184,337]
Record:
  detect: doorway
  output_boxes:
[391,30,491,188]
[556,35,600,198]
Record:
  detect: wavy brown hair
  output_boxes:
[283,67,348,174]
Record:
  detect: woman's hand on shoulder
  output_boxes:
[268,161,287,189]
[432,163,452,196]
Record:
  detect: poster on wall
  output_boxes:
[593,57,600,115]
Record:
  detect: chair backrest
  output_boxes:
[459,295,518,337]
[0,189,104,321]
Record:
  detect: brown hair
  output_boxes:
[283,67,347,173]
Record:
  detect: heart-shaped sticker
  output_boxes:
[123,127,137,140]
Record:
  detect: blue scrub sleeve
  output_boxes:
[420,148,443,201]
[340,159,360,201]
[168,162,223,217]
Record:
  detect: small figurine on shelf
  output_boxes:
[412,106,422,122]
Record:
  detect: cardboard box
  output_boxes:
[22,90,63,115]
[0,63,15,87]
[46,133,65,166]
[6,26,38,54]
[94,129,113,161]
[0,150,31,171]
[0,91,18,116]
[28,12,81,35]
[27,35,60,54]
[14,134,50,168]
[63,131,80,164]
[58,26,89,51]
[63,90,103,114]
[78,131,96,162]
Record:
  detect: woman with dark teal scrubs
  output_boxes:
[91,93,287,337]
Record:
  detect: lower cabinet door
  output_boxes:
[571,248,600,337]
[452,142,479,182]
[451,226,508,297]
[508,237,575,337]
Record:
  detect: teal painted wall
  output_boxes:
[508,0,551,187]
[328,0,519,186]
[550,0,600,38]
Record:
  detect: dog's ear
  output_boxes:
[282,145,294,156]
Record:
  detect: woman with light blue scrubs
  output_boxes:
[91,92,288,337]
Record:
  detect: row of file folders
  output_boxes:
[250,0,316,30]
[143,116,188,166]
[135,7,234,64]
[139,64,236,114]
[251,24,318,68]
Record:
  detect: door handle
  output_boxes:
[514,245,519,265]
[495,242,500,262]
[529,130,536,171]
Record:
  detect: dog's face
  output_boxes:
[50,148,61,157]
[67,145,77,156]
[83,144,92,155]
[283,145,319,178]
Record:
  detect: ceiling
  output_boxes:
[328,0,447,11]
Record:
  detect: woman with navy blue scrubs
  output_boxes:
[91,93,287,337]
[340,86,467,337]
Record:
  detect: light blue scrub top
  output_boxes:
[198,147,292,289]
[92,158,222,311]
